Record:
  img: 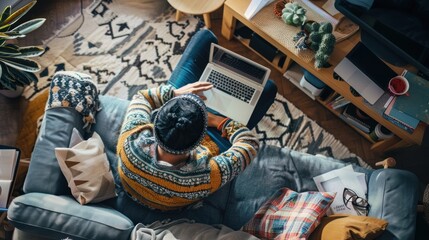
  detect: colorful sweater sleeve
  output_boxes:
[120,84,175,134]
[210,119,259,186]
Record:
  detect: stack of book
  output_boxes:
[390,70,428,120]
[382,70,428,134]
[340,104,377,133]
[328,95,351,110]
[383,97,419,134]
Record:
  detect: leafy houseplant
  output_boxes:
[0,0,45,95]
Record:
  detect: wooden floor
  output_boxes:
[4,0,429,187]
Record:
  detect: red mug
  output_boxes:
[388,76,409,96]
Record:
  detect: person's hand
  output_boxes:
[173,82,213,100]
[207,112,226,128]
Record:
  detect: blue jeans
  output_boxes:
[168,29,277,152]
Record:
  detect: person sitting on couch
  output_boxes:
[117,81,260,211]
[117,28,277,210]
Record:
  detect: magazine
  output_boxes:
[313,165,367,215]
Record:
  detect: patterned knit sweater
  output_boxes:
[117,84,259,210]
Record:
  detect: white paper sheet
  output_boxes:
[0,149,18,180]
[244,0,275,20]
[298,0,339,27]
[322,0,340,16]
[0,180,12,208]
[314,165,367,215]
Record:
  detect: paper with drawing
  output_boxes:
[313,165,367,215]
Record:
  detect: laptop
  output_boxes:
[198,43,271,125]
[334,42,396,105]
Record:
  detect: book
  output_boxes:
[341,104,377,133]
[393,70,429,124]
[328,95,351,110]
[386,98,419,129]
[383,97,419,133]
[383,113,415,134]
[0,146,20,211]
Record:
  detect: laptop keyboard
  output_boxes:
[220,54,266,80]
[207,70,255,103]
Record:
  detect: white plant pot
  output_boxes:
[0,86,24,98]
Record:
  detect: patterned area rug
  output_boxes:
[18,0,367,167]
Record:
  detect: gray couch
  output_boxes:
[7,29,419,240]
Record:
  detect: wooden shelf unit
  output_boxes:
[221,0,426,153]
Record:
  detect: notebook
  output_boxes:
[198,43,271,125]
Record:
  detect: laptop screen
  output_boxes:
[212,45,268,85]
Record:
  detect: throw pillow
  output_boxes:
[55,131,117,205]
[308,214,388,240]
[69,127,84,148]
[242,187,335,240]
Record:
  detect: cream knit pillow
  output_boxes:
[55,129,117,205]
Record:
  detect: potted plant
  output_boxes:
[304,21,336,69]
[0,0,45,98]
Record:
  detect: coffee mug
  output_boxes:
[388,76,409,96]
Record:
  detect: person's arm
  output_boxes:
[120,84,175,134]
[120,82,213,134]
[209,117,259,187]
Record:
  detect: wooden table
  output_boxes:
[221,0,426,153]
[168,0,225,28]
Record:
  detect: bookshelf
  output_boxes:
[221,0,427,153]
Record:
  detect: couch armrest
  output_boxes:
[8,193,134,240]
[23,108,85,195]
[368,169,419,240]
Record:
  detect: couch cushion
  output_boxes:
[7,193,134,240]
[105,185,229,226]
[223,145,372,230]
[93,95,129,191]
[367,169,419,240]
[23,108,86,195]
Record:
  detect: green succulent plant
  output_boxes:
[0,0,45,91]
[282,2,307,27]
[305,21,336,69]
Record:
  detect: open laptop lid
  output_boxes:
[209,43,270,86]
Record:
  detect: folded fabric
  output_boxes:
[309,214,388,240]
[131,219,260,240]
[46,71,100,130]
[55,130,116,204]
[242,187,335,240]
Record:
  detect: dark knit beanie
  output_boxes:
[154,94,207,155]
